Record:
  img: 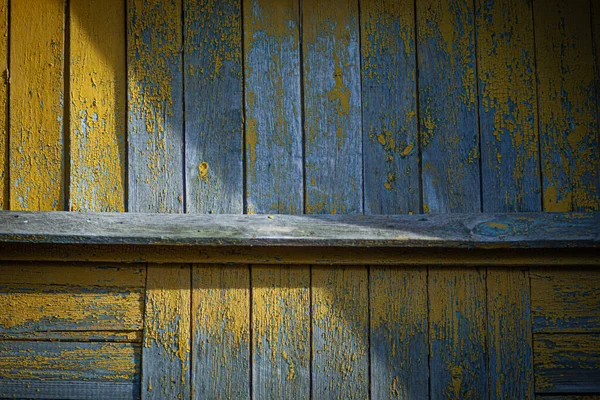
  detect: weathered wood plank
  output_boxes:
[69,0,126,212]
[0,330,142,343]
[184,0,243,214]
[303,0,363,215]
[429,267,488,399]
[0,0,6,210]
[416,0,480,213]
[142,264,191,399]
[0,211,597,248]
[192,265,250,399]
[531,268,600,333]
[10,0,65,211]
[370,267,428,399]
[244,0,302,215]
[535,0,599,212]
[361,0,419,214]
[534,334,600,393]
[312,266,369,398]
[252,265,310,399]
[0,341,140,399]
[128,0,183,213]
[537,397,600,400]
[487,267,534,399]
[595,1,600,134]
[477,0,541,212]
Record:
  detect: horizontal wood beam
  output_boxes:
[0,211,598,248]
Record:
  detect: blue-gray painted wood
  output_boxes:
[244,0,303,215]
[534,334,600,394]
[416,0,481,213]
[477,0,541,212]
[184,0,243,214]
[127,0,184,214]
[0,341,141,400]
[370,267,428,400]
[361,0,420,215]
[302,0,363,215]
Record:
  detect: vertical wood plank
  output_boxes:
[362,0,419,214]
[192,265,250,399]
[370,267,428,399]
[303,0,363,215]
[0,0,6,210]
[535,0,599,212]
[10,0,65,211]
[128,0,183,213]
[70,0,126,212]
[252,266,310,399]
[416,0,480,213]
[487,267,534,399]
[477,0,540,212]
[142,264,191,399]
[429,267,487,400]
[595,1,600,136]
[184,0,243,214]
[312,266,369,398]
[244,0,302,214]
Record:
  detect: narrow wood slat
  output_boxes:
[128,0,183,213]
[537,397,600,400]
[370,267,428,399]
[535,0,599,212]
[244,0,302,214]
[416,0,480,213]
[312,266,369,398]
[69,0,126,212]
[534,334,600,394]
[477,0,541,212]
[184,0,243,214]
[252,265,310,399]
[0,341,140,399]
[429,267,488,399]
[303,0,363,215]
[0,0,6,210]
[10,0,65,211]
[0,331,142,343]
[142,265,191,399]
[531,268,600,333]
[361,0,419,214]
[595,1,600,134]
[192,265,250,399]
[487,267,534,399]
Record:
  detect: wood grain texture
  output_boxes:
[312,266,369,398]
[0,0,6,210]
[531,268,600,333]
[0,340,141,400]
[361,0,419,214]
[70,0,126,212]
[303,0,363,215]
[2,211,597,248]
[0,263,144,341]
[595,1,600,138]
[184,0,243,214]
[537,397,600,400]
[416,0,480,213]
[429,267,488,400]
[477,0,541,212]
[192,265,250,399]
[487,267,534,399]
[128,0,183,213]
[244,0,302,215]
[142,264,191,400]
[10,0,65,211]
[370,267,428,399]
[534,334,600,394]
[252,265,310,399]
[535,0,599,212]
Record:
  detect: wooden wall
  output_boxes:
[0,0,599,399]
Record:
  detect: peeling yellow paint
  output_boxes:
[0,1,6,210]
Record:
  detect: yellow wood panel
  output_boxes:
[10,0,65,211]
[70,0,126,212]
[0,0,6,210]
[535,0,599,212]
